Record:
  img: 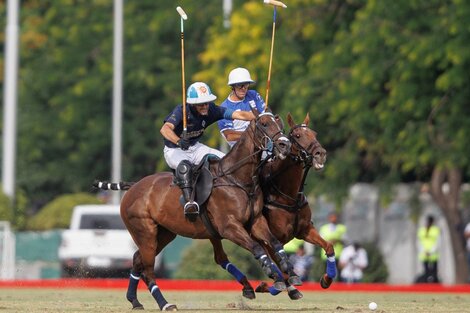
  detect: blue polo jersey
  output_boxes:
[217,90,265,146]
[163,103,234,148]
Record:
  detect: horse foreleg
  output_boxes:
[257,243,303,300]
[210,238,255,299]
[251,217,302,287]
[219,223,286,291]
[303,224,336,288]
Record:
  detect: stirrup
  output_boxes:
[184,201,199,215]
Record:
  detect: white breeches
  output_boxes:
[163,142,226,169]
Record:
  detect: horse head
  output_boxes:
[287,112,326,171]
[252,109,291,160]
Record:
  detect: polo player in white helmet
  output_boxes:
[218,67,266,147]
[160,82,255,220]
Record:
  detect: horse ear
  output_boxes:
[287,112,295,128]
[274,114,284,130]
[303,112,310,126]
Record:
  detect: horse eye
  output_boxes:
[296,134,300,138]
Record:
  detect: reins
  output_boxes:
[214,113,284,193]
[211,113,286,232]
[263,124,316,213]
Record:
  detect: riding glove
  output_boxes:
[177,138,191,150]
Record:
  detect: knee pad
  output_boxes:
[175,160,194,187]
[176,160,192,175]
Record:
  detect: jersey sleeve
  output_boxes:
[254,91,266,113]
[218,118,234,133]
[164,105,183,126]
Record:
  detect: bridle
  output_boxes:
[288,124,320,168]
[216,112,289,191]
[264,123,324,213]
[212,112,290,231]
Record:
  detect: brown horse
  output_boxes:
[95,111,303,311]
[254,112,336,297]
[201,112,336,300]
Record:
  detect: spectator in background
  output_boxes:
[416,215,441,283]
[319,212,347,277]
[339,242,368,283]
[290,244,314,282]
[464,222,470,283]
[284,237,305,257]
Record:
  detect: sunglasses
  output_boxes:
[234,83,249,89]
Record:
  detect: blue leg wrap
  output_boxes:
[126,271,140,301]
[149,282,168,310]
[326,254,337,279]
[274,264,283,279]
[221,261,245,282]
[268,285,282,296]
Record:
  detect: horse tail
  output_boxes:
[93,179,134,191]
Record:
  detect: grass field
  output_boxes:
[0,288,469,312]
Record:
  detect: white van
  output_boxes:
[58,204,137,277]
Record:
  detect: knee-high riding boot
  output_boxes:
[175,160,199,218]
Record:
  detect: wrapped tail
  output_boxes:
[93,179,134,191]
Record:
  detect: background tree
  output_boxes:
[303,0,470,283]
[9,1,221,209]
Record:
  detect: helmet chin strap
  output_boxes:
[231,87,245,101]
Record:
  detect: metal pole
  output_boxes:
[223,0,232,29]
[111,0,123,204]
[2,0,20,204]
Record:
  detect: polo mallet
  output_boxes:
[176,6,188,135]
[263,0,287,107]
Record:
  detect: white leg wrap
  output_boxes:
[162,303,176,311]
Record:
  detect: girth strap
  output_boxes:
[199,205,222,239]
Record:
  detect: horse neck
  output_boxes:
[220,124,261,184]
[265,157,304,197]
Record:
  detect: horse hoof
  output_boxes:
[255,282,269,293]
[320,274,332,289]
[162,303,178,311]
[273,281,286,291]
[242,288,256,299]
[288,275,303,286]
[131,299,144,310]
[288,289,303,300]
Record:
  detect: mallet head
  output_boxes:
[176,6,188,20]
[263,0,287,8]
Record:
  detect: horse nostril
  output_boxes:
[314,148,326,159]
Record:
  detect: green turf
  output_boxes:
[0,289,469,312]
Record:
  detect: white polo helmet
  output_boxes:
[186,82,217,104]
[227,67,255,86]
